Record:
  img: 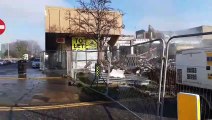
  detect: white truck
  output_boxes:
[176,47,212,117]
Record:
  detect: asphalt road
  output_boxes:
[0,63,46,78]
[0,63,18,77]
[0,63,143,120]
[0,63,104,106]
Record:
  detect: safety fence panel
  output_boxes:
[164,32,212,120]
[71,50,98,82]
[114,41,164,119]
[76,40,168,120]
[72,50,98,71]
[40,50,67,77]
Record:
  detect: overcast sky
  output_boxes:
[0,0,212,49]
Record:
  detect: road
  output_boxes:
[0,62,46,78]
[0,63,141,120]
[0,63,112,106]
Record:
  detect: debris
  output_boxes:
[110,69,125,78]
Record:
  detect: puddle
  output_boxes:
[0,91,6,96]
[2,83,17,87]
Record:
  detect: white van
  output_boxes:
[32,58,40,68]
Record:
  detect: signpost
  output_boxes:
[0,19,6,35]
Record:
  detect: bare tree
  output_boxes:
[26,40,42,57]
[16,40,28,58]
[66,0,124,62]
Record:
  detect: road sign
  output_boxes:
[72,37,97,51]
[0,19,6,35]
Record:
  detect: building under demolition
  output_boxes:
[135,25,212,58]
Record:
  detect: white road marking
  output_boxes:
[0,25,5,29]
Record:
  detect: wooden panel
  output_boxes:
[45,7,122,36]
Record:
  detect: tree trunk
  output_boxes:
[98,51,105,61]
[97,41,104,63]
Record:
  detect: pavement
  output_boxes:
[0,63,142,120]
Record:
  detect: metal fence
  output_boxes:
[75,39,168,120]
[163,32,212,120]
[40,50,67,77]
[119,40,166,119]
[76,32,212,120]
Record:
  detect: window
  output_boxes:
[177,69,182,83]
[187,67,197,80]
[187,74,197,80]
[208,74,212,79]
[206,66,211,70]
[34,59,40,62]
[207,57,212,61]
[187,68,197,73]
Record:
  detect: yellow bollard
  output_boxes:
[177,92,200,120]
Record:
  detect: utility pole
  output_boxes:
[7,42,9,59]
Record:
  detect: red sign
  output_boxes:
[56,38,65,43]
[0,19,6,35]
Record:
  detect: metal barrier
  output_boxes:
[40,50,67,76]
[163,32,212,120]
[71,50,98,85]
[76,39,166,119]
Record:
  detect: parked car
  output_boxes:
[0,60,6,65]
[4,60,11,65]
[32,58,40,68]
[11,60,18,64]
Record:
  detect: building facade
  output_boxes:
[45,7,123,76]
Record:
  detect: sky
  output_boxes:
[0,0,212,49]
